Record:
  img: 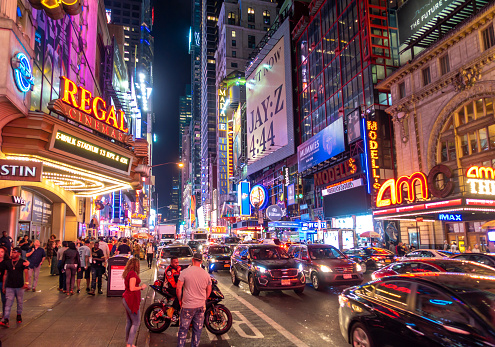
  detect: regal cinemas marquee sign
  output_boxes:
[48,77,129,143]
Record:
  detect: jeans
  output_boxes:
[58,260,66,290]
[146,253,153,268]
[65,264,78,292]
[178,307,205,347]
[28,265,41,290]
[91,266,104,291]
[122,298,140,345]
[0,281,5,316]
[4,288,24,320]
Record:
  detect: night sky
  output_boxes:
[152,0,191,208]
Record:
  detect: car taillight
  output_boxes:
[339,294,349,308]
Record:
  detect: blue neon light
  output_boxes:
[11,52,34,93]
[361,118,371,194]
[429,299,452,306]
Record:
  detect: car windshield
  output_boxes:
[309,247,346,260]
[194,234,208,240]
[225,237,240,244]
[209,246,230,255]
[249,247,290,260]
[434,261,495,276]
[161,247,193,259]
[442,279,495,327]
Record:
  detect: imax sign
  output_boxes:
[438,213,462,222]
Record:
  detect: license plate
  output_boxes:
[224,264,230,267]
[343,274,352,279]
[281,279,291,285]
[385,259,392,263]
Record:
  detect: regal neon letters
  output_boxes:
[60,77,128,133]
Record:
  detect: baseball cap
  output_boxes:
[192,253,202,261]
[12,247,21,253]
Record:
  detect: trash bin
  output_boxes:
[107,254,132,297]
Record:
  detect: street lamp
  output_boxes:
[150,162,184,168]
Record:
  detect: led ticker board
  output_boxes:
[53,131,130,172]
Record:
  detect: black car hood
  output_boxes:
[211,254,231,260]
[253,259,298,269]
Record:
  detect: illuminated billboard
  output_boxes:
[246,19,294,175]
[297,118,345,172]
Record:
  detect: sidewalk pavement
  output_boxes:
[0,259,157,347]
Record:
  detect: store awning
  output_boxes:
[5,155,132,197]
[481,220,495,229]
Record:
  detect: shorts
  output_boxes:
[77,267,90,280]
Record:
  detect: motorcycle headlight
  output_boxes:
[355,264,362,272]
[298,264,303,272]
[320,265,333,273]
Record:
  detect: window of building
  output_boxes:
[232,50,236,57]
[232,30,236,38]
[265,27,270,31]
[440,54,450,75]
[248,24,255,29]
[247,7,255,22]
[482,25,495,51]
[263,10,270,25]
[231,62,238,68]
[228,12,236,25]
[438,97,495,163]
[398,82,406,99]
[422,66,431,86]
[248,35,256,49]
[232,40,236,47]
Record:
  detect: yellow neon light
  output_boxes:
[5,155,132,197]
[41,0,79,10]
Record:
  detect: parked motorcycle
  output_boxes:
[144,277,232,334]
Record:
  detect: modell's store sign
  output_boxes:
[0,159,42,182]
[48,77,129,143]
[314,157,360,187]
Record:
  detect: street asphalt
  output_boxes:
[0,260,369,347]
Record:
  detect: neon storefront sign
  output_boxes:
[11,53,34,93]
[48,77,129,142]
[250,184,269,210]
[466,166,495,195]
[376,164,454,208]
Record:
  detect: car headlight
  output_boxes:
[256,266,267,273]
[320,265,333,273]
[355,264,362,272]
[211,259,216,263]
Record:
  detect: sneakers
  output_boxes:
[98,290,103,295]
[86,287,90,292]
[0,319,8,328]
[88,290,95,296]
[76,289,80,294]
[16,315,21,324]
[31,288,36,292]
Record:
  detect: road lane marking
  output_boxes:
[219,283,309,347]
[206,330,230,341]
[231,311,264,339]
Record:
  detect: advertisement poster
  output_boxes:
[297,117,345,172]
[342,230,355,250]
[247,37,287,164]
[238,181,251,216]
[325,230,339,249]
[287,183,295,206]
[32,196,44,223]
[19,190,33,221]
[110,265,125,291]
[347,109,361,143]
[233,106,242,169]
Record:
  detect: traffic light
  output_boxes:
[296,184,303,199]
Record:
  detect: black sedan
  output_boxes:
[202,245,232,273]
[339,273,495,347]
[343,247,395,272]
[451,253,495,268]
